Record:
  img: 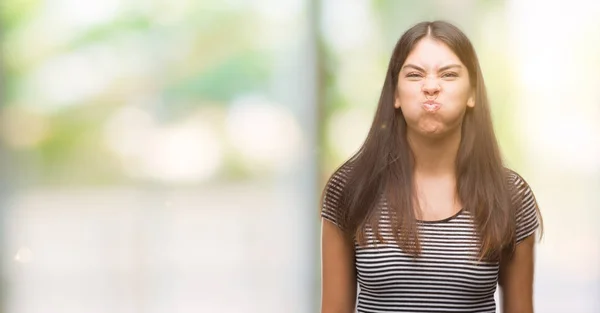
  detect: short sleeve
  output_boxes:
[320,165,351,229]
[509,171,541,244]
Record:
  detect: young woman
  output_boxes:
[320,21,542,313]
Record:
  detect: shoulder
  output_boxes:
[504,168,541,243]
[505,168,528,188]
[324,162,353,193]
[504,168,536,203]
[322,162,354,209]
[321,162,354,228]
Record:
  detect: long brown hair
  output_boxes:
[333,20,524,260]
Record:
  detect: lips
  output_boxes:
[422,100,441,112]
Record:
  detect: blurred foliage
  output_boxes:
[164,51,270,103]
[66,15,153,49]
[0,0,41,30]
[1,1,274,186]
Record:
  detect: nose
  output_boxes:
[421,77,440,98]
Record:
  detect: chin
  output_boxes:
[417,122,444,135]
[416,126,452,139]
[420,129,444,137]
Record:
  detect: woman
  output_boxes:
[320,21,542,313]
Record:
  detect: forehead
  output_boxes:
[404,38,463,69]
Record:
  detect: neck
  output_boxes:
[407,128,462,177]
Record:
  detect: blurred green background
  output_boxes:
[1,0,599,312]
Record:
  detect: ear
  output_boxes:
[394,92,401,109]
[467,92,475,108]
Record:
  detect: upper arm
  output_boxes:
[499,234,536,313]
[320,166,357,313]
[499,171,542,313]
[321,219,357,313]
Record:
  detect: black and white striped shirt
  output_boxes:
[321,167,540,313]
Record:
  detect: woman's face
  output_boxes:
[395,37,474,139]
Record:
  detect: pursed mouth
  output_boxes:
[422,101,441,112]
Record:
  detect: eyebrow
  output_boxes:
[402,63,462,72]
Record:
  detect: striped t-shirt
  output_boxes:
[321,167,540,313]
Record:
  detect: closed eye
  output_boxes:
[441,72,458,78]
